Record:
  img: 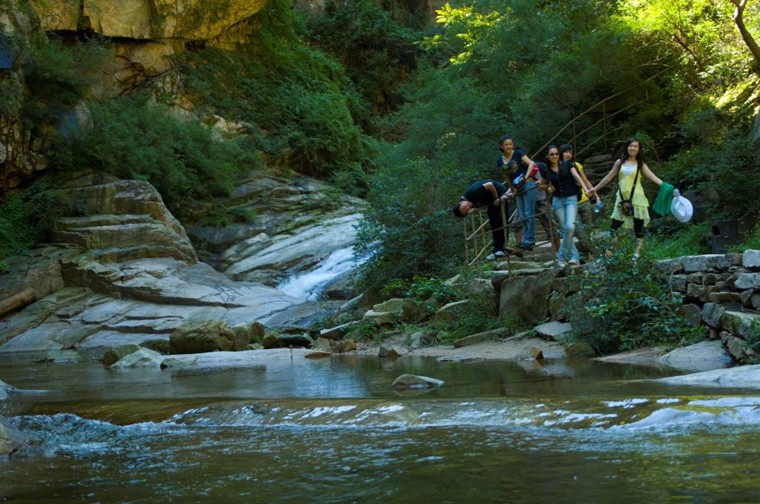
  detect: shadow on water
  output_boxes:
[2,355,760,502]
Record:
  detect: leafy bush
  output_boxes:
[743,318,760,364]
[357,156,468,288]
[380,275,456,303]
[731,222,760,252]
[19,34,112,131]
[305,0,422,123]
[570,242,703,355]
[0,183,68,269]
[55,95,254,220]
[646,221,711,260]
[177,0,375,187]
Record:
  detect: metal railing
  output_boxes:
[463,185,556,266]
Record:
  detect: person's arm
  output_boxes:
[570,167,593,194]
[641,163,663,186]
[483,181,507,206]
[577,164,594,193]
[520,154,537,173]
[590,160,621,193]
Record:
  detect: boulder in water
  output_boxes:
[392,373,444,390]
[170,320,251,354]
[110,348,164,369]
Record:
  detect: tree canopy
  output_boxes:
[357,0,760,284]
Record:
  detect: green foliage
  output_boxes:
[646,221,711,260]
[436,278,500,344]
[55,95,253,220]
[0,194,36,268]
[0,182,69,267]
[178,0,375,187]
[19,34,111,131]
[744,318,760,364]
[194,204,259,228]
[345,320,386,343]
[570,242,702,355]
[305,0,422,122]
[364,0,760,285]
[731,221,760,252]
[357,157,467,287]
[380,275,457,305]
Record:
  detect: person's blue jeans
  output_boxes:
[552,196,580,263]
[517,180,536,244]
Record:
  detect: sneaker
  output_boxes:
[632,253,640,262]
[517,242,535,250]
[557,260,567,268]
[486,250,506,261]
[568,259,580,266]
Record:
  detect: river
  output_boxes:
[1,355,760,502]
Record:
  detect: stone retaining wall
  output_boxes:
[656,250,760,362]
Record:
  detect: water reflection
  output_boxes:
[2,355,760,503]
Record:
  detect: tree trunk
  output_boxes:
[731,0,760,66]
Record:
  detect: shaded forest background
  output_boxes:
[2,0,760,291]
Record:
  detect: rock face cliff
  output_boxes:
[27,0,267,90]
[0,170,366,360]
[0,0,269,191]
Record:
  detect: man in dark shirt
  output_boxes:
[452,179,509,260]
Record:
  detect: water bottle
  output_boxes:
[594,200,604,213]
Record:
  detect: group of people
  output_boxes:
[453,135,670,266]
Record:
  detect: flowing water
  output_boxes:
[2,355,760,503]
[277,246,371,301]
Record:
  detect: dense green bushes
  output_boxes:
[178,0,376,193]
[0,184,67,270]
[305,0,422,123]
[54,96,254,220]
[17,34,112,131]
[569,247,703,355]
[356,156,466,286]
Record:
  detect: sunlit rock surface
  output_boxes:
[29,0,267,40]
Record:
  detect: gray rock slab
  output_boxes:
[656,364,760,388]
[657,340,734,372]
[161,348,313,373]
[392,373,444,390]
[733,272,760,290]
[110,348,164,369]
[743,249,760,269]
[223,214,362,279]
[595,347,668,366]
[534,321,573,341]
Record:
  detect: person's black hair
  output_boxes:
[619,137,645,170]
[559,144,574,159]
[545,144,560,166]
[498,134,512,149]
[452,202,465,218]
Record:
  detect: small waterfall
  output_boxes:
[277,246,370,300]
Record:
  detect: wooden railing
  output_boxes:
[465,71,669,264]
[463,185,556,266]
[530,69,667,160]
